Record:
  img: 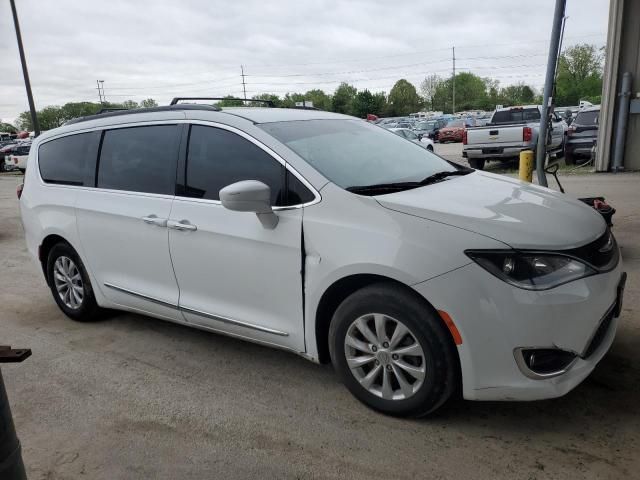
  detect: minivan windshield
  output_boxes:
[260,119,461,194]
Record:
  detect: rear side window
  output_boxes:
[183,125,312,206]
[491,108,540,124]
[39,133,99,186]
[575,110,599,125]
[97,125,180,195]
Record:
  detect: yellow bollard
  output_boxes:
[519,150,534,182]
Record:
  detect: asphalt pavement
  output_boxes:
[1,169,639,479]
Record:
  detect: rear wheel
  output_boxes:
[427,145,434,152]
[46,243,103,321]
[329,283,458,417]
[468,158,485,170]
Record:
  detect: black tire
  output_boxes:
[468,158,485,170]
[46,242,103,321]
[329,283,458,417]
[18,168,26,174]
[427,145,434,152]
[564,148,575,165]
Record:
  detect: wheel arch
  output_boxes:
[39,233,74,284]
[313,273,461,372]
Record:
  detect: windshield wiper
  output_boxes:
[419,169,471,185]
[347,169,472,195]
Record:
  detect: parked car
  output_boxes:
[389,128,434,151]
[20,104,624,417]
[437,119,468,143]
[7,143,31,173]
[1,142,20,172]
[463,106,566,170]
[565,106,599,164]
[414,119,447,142]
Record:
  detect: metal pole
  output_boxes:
[0,369,27,480]
[100,80,106,104]
[9,0,40,137]
[535,0,566,187]
[612,72,632,172]
[96,80,102,103]
[241,65,247,102]
[452,46,456,115]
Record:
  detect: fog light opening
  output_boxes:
[516,348,577,379]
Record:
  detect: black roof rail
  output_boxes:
[63,104,222,126]
[170,97,275,107]
[96,107,129,114]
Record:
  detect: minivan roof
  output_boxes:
[64,105,352,127]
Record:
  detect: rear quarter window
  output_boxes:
[38,132,100,186]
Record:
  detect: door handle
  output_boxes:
[167,220,197,231]
[142,215,167,227]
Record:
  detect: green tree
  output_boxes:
[251,93,283,107]
[500,83,536,106]
[351,89,377,118]
[120,100,138,109]
[556,43,603,106]
[332,83,357,115]
[371,92,388,116]
[387,79,421,116]
[304,89,331,110]
[217,96,245,107]
[140,98,158,108]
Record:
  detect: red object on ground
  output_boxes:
[366,114,378,122]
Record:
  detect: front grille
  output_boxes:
[583,306,615,358]
[563,229,618,271]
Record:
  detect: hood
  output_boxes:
[376,171,606,249]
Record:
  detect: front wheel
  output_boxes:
[427,145,434,152]
[329,283,458,417]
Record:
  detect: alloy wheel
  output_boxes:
[344,313,426,401]
[53,256,84,309]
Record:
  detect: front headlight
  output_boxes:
[466,250,596,290]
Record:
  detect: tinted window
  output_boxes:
[39,133,99,185]
[491,108,540,124]
[286,171,315,204]
[184,125,286,205]
[575,110,599,125]
[97,125,179,195]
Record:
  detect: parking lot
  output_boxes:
[1,170,639,479]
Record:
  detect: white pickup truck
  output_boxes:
[462,105,566,169]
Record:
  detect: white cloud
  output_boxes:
[0,0,609,124]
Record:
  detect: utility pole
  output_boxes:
[96,80,103,104]
[241,65,247,102]
[535,0,566,187]
[99,80,106,104]
[9,0,40,136]
[452,46,456,115]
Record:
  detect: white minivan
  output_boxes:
[19,103,625,416]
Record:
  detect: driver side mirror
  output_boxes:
[219,180,279,229]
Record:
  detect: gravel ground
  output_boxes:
[1,170,639,479]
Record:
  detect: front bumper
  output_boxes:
[413,257,624,401]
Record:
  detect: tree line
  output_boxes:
[15,43,603,131]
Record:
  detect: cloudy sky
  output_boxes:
[1,0,609,124]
